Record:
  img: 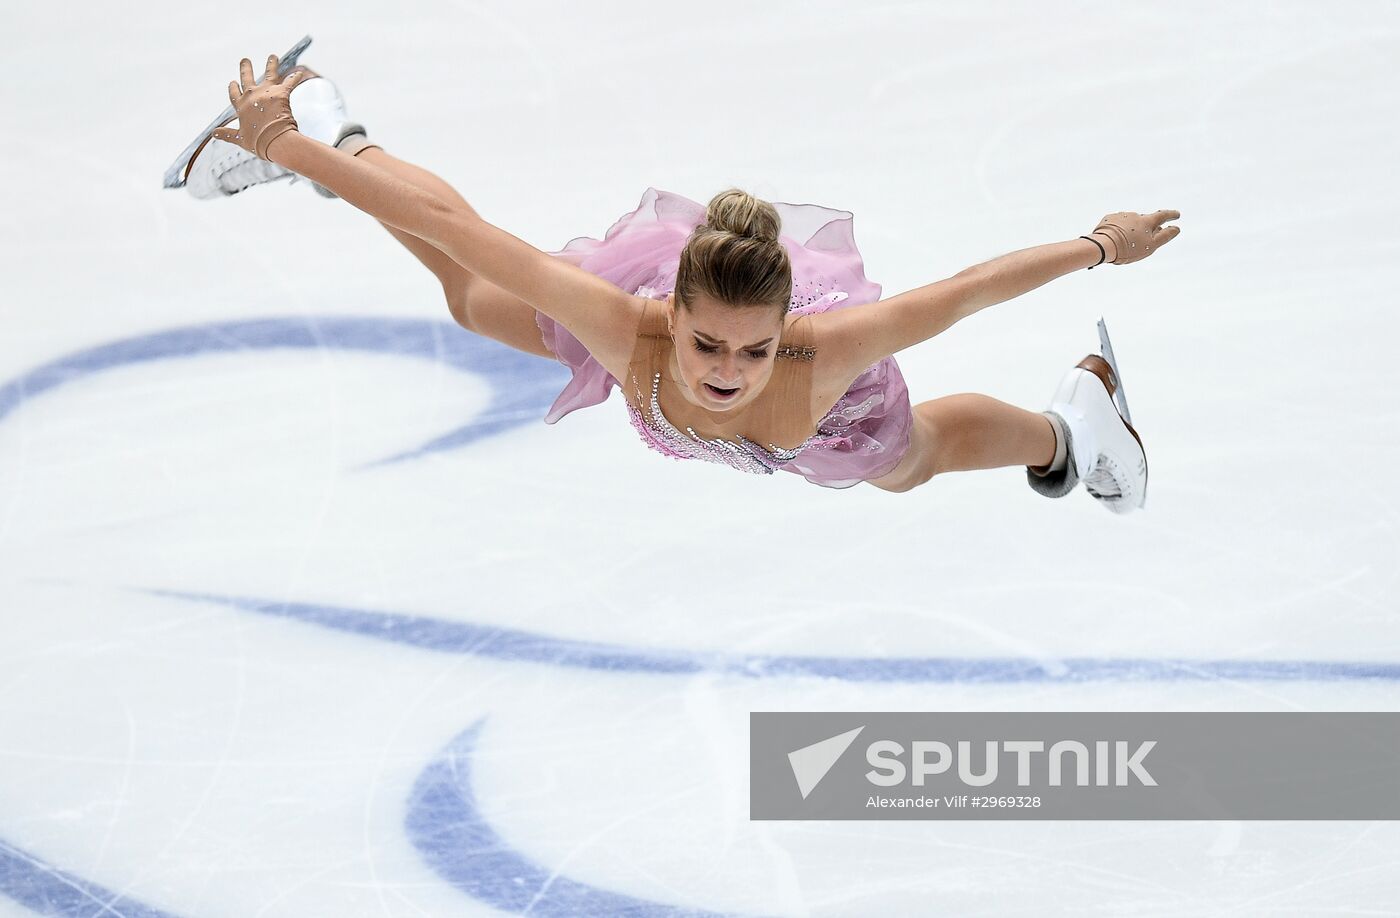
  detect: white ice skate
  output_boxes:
[1028,318,1148,514]
[164,35,376,200]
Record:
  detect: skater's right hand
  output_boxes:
[1089,210,1182,266]
[210,54,309,161]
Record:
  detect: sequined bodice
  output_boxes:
[623,296,821,476]
[625,371,817,475]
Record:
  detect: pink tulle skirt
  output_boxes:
[534,187,913,489]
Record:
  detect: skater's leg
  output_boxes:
[865,395,1057,493]
[353,147,553,359]
[354,147,476,292]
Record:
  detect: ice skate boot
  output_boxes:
[179,67,376,199]
[168,37,379,199]
[1027,318,1148,514]
[163,35,313,192]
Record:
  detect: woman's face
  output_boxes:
[666,292,785,414]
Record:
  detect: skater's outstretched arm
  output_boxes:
[274,133,635,346]
[817,215,1180,388]
[212,56,639,362]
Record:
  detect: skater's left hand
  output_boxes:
[211,54,308,162]
[1090,210,1182,266]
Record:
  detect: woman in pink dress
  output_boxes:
[179,54,1181,511]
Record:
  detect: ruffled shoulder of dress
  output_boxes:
[556,187,864,253]
[555,187,881,309]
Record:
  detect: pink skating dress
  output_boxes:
[534,187,913,489]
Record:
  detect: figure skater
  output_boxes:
[171,52,1181,511]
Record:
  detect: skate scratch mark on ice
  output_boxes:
[103,593,252,912]
[142,589,1400,684]
[405,719,745,917]
[0,316,566,470]
[362,645,506,917]
[523,757,707,914]
[0,675,730,918]
[0,838,184,917]
[90,701,138,874]
[446,0,562,122]
[14,137,173,245]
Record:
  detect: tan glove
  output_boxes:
[1089,210,1182,266]
[210,54,310,161]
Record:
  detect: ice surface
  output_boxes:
[2,1,1399,915]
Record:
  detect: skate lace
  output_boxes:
[1084,457,1125,501]
[218,150,290,194]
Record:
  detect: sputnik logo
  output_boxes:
[787,726,865,799]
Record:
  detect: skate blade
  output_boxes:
[1096,317,1146,508]
[162,35,314,190]
[1096,317,1133,427]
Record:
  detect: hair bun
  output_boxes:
[704,187,782,244]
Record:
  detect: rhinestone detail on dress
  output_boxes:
[774,344,816,361]
[626,372,816,475]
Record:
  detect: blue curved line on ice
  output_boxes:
[0,838,184,917]
[0,315,565,468]
[406,719,740,917]
[146,588,1400,683]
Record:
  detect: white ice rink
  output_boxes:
[3,2,1399,915]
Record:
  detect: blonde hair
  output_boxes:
[675,188,792,317]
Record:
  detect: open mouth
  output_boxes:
[703,383,740,400]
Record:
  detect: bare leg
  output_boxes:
[865,394,1057,493]
[348,146,554,359]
